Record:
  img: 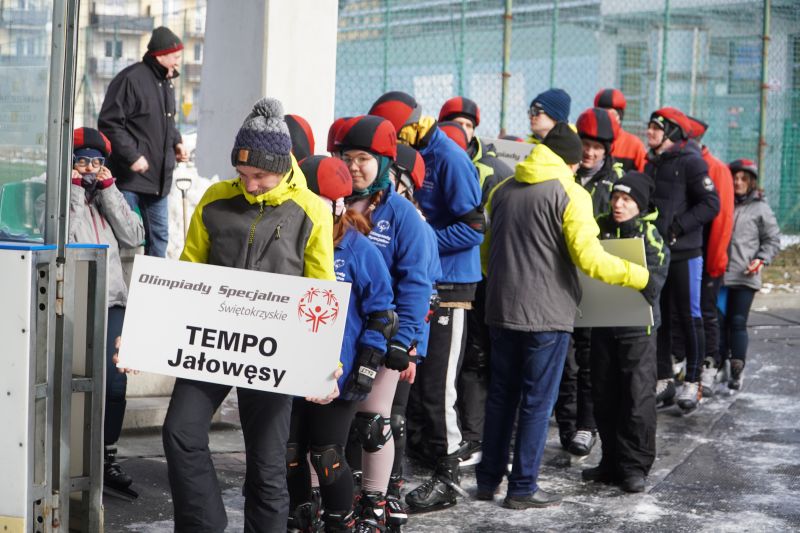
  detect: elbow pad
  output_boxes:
[366,309,400,341]
[458,206,486,234]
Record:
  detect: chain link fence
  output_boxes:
[336,0,800,232]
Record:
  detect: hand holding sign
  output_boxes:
[306,366,343,405]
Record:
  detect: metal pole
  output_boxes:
[383,0,390,92]
[499,0,512,136]
[689,26,699,116]
[659,0,670,106]
[549,0,558,87]
[458,0,466,95]
[112,21,118,75]
[179,6,187,131]
[757,0,771,174]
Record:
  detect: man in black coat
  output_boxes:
[99,26,190,258]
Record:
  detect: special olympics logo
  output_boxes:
[297,287,340,333]
[376,219,391,233]
[334,259,345,269]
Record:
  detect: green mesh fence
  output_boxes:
[336,0,800,232]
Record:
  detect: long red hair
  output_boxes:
[333,208,372,246]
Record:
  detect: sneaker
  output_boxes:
[672,357,686,384]
[700,358,718,398]
[656,379,676,409]
[729,359,745,390]
[502,489,562,509]
[677,381,701,415]
[568,430,596,456]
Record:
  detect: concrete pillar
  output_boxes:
[196,0,339,180]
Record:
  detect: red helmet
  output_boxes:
[285,114,315,162]
[685,115,709,140]
[438,96,480,127]
[576,107,619,144]
[437,121,469,151]
[395,144,426,191]
[729,159,758,181]
[594,88,627,114]
[300,155,353,201]
[368,91,421,134]
[335,115,397,160]
[73,127,112,157]
[650,107,691,141]
[327,117,350,154]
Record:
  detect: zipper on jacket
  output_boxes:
[256,223,283,265]
[244,201,266,267]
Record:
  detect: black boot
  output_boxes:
[322,509,355,533]
[288,500,324,533]
[405,455,465,514]
[104,445,132,490]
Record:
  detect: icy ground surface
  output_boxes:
[107,302,800,532]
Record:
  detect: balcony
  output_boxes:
[182,63,202,82]
[90,13,154,34]
[87,57,136,78]
[0,54,48,67]
[0,8,49,28]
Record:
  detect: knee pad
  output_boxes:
[354,412,392,453]
[286,442,305,473]
[390,413,405,441]
[309,444,344,487]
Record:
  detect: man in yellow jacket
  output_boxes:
[162,97,335,532]
[476,123,658,510]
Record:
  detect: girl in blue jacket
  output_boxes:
[287,156,396,532]
[333,115,433,531]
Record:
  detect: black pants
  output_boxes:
[105,306,127,445]
[288,398,356,513]
[555,328,595,435]
[163,379,292,533]
[407,306,467,458]
[671,272,722,366]
[457,279,490,442]
[719,286,756,364]
[657,257,705,382]
[591,329,657,477]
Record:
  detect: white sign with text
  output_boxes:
[118,255,351,398]
[575,237,654,328]
[482,137,535,170]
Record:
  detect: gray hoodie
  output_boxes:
[724,190,780,291]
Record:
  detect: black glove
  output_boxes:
[640,275,659,307]
[345,346,384,399]
[384,342,411,371]
[668,221,682,247]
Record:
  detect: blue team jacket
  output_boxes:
[415,222,442,359]
[368,184,433,348]
[335,228,395,391]
[415,127,483,285]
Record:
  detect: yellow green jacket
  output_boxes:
[181,156,335,281]
[482,143,649,332]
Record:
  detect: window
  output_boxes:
[617,43,649,124]
[193,43,202,62]
[710,37,761,96]
[105,40,122,59]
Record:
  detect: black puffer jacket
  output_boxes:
[645,141,719,261]
[98,54,182,197]
[576,156,623,219]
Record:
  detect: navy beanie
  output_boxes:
[531,88,571,123]
[231,98,292,174]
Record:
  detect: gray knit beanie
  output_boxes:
[231,98,292,174]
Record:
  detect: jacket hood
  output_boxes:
[236,154,307,206]
[514,143,575,185]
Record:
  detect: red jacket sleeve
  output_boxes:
[703,152,734,278]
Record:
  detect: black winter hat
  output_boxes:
[231,98,293,174]
[612,171,655,212]
[147,26,183,56]
[543,122,583,165]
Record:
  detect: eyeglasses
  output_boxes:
[527,106,545,118]
[340,154,374,167]
[73,156,105,168]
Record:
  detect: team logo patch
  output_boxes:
[334,259,345,269]
[297,288,340,333]
[237,149,249,163]
[702,176,715,191]
[376,220,391,233]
